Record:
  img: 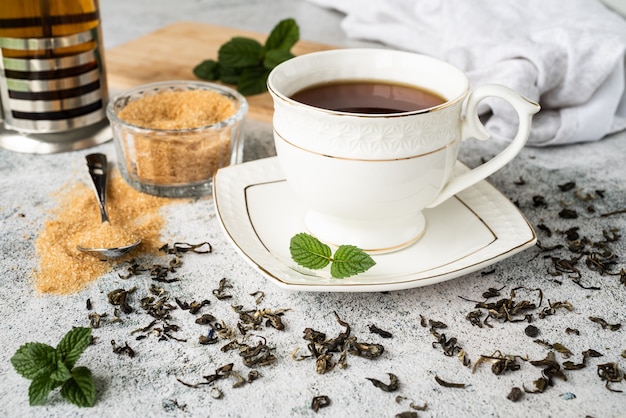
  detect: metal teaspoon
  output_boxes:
[76,153,141,258]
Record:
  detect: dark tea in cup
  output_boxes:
[290,80,446,114]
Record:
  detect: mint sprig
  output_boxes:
[193,18,299,96]
[289,233,376,279]
[10,327,95,407]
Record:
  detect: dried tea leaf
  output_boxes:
[507,387,523,402]
[369,324,392,338]
[395,413,418,418]
[597,362,624,392]
[589,316,621,331]
[559,208,578,219]
[525,325,539,337]
[434,375,465,389]
[558,181,576,192]
[110,340,135,358]
[366,373,399,392]
[213,278,233,300]
[311,395,330,412]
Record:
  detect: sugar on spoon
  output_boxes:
[76,153,141,259]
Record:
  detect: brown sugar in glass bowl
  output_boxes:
[106,81,248,197]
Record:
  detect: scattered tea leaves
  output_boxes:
[367,373,399,392]
[537,224,552,238]
[558,181,576,192]
[311,395,331,412]
[597,363,624,392]
[533,195,547,207]
[472,351,526,375]
[160,241,213,255]
[111,340,135,358]
[466,310,484,328]
[250,291,265,305]
[507,387,523,402]
[588,316,622,331]
[434,375,466,389]
[525,351,566,393]
[559,208,578,219]
[369,324,393,338]
[395,396,428,411]
[562,349,603,371]
[301,312,384,374]
[533,340,573,358]
[213,278,233,300]
[107,287,135,314]
[525,325,539,337]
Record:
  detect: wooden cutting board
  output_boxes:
[104,22,336,123]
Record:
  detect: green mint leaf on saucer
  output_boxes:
[289,233,376,278]
[194,18,299,95]
[290,233,332,270]
[10,327,95,407]
[331,245,377,279]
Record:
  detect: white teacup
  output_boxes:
[267,48,539,253]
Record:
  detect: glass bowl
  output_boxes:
[106,80,248,197]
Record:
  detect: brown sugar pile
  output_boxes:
[116,89,239,186]
[75,221,139,250]
[35,172,174,294]
[118,90,236,130]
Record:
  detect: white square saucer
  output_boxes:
[213,157,536,292]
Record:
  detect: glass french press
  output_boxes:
[0,0,110,153]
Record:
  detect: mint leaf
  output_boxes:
[194,18,300,96]
[50,359,72,382]
[290,233,332,270]
[330,245,376,279]
[60,367,95,408]
[289,233,376,278]
[12,328,95,407]
[237,67,271,96]
[56,327,91,370]
[29,374,56,406]
[263,49,295,70]
[264,18,299,51]
[11,342,56,380]
[193,59,220,80]
[218,37,263,68]
[218,64,243,85]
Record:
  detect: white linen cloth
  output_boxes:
[308,0,626,146]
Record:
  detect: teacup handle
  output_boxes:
[427,84,540,208]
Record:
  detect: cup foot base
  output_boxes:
[305,211,426,254]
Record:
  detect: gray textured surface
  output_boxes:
[1,1,625,417]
